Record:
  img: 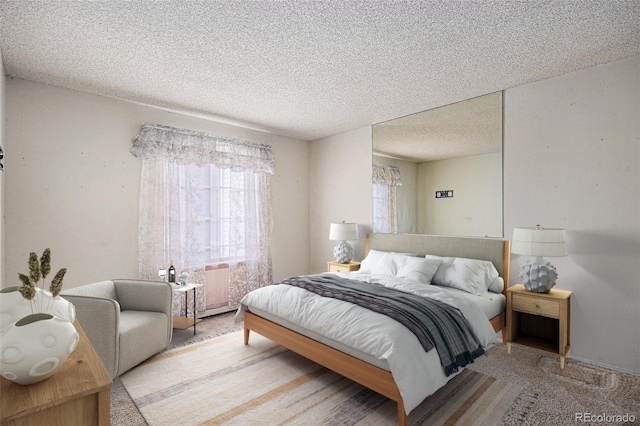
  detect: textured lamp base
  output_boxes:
[333,240,354,264]
[519,256,558,293]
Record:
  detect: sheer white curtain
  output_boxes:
[372,164,402,234]
[137,158,206,284]
[226,167,272,307]
[132,123,273,307]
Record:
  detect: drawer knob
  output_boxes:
[535,303,540,308]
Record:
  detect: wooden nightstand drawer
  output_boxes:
[330,264,352,273]
[327,261,360,273]
[512,294,559,318]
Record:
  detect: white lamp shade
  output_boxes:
[511,227,567,257]
[329,222,359,241]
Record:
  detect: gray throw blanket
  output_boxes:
[279,274,485,376]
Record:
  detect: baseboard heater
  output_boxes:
[201,263,235,317]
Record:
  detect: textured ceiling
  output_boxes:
[1,1,639,142]
[373,91,502,162]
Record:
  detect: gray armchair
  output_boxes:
[62,279,173,379]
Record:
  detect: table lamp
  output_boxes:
[329,222,359,263]
[511,225,567,293]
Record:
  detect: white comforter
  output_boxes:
[235,272,497,415]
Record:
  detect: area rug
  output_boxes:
[119,330,524,425]
[468,343,640,425]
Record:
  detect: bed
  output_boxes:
[237,233,510,426]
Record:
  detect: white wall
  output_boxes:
[4,79,310,288]
[309,56,639,374]
[310,127,372,273]
[504,55,640,374]
[0,50,5,286]
[417,153,503,237]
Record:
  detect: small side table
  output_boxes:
[327,261,361,273]
[171,283,201,335]
[0,321,112,425]
[506,284,572,368]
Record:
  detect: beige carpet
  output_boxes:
[118,331,523,425]
[111,312,242,426]
[468,344,640,425]
[112,313,640,425]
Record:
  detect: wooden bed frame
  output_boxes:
[244,233,510,426]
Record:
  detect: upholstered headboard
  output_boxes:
[365,233,510,286]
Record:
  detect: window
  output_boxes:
[133,123,274,308]
[202,165,245,264]
[372,182,393,233]
[372,164,402,234]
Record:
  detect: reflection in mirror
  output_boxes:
[372,91,503,237]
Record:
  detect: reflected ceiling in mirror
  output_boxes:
[372,91,503,238]
[373,91,502,162]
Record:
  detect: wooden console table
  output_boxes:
[1,320,113,426]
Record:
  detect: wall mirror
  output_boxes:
[372,91,503,237]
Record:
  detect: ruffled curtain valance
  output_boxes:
[372,164,402,186]
[131,123,275,174]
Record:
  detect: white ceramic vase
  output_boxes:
[0,313,79,385]
[0,286,76,330]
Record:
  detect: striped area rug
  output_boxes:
[120,330,522,425]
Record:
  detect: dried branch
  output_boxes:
[28,252,41,284]
[49,268,67,297]
[40,248,51,279]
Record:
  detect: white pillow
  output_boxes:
[427,255,500,296]
[425,255,454,285]
[396,256,443,284]
[369,252,418,277]
[358,250,386,274]
[488,276,504,293]
[359,250,416,274]
[369,252,399,276]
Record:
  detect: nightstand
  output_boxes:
[506,284,572,368]
[327,261,361,273]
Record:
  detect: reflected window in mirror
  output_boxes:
[372,164,402,233]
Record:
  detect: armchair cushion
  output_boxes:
[62,279,172,379]
[118,310,170,376]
